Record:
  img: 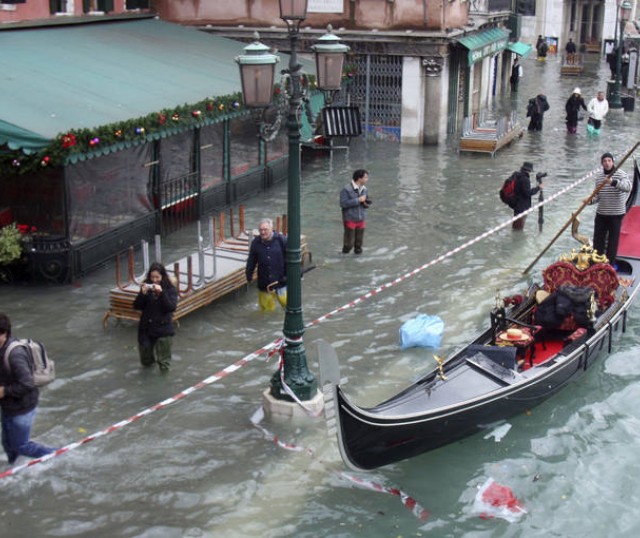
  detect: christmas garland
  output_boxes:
[0,92,247,176]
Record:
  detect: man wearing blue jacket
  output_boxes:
[246,218,288,311]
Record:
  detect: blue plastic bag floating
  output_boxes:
[399,314,444,350]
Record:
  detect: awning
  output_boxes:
[457,28,510,65]
[506,41,533,59]
[0,18,318,153]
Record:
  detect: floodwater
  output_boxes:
[3,56,640,537]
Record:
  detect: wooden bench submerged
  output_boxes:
[459,110,524,157]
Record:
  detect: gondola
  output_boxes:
[320,161,640,471]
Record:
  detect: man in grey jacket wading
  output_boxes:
[340,169,370,254]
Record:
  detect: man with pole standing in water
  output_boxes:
[589,152,632,267]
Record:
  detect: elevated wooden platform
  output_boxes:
[459,110,524,156]
[103,208,311,327]
[560,54,584,76]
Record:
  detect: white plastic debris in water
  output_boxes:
[483,422,512,442]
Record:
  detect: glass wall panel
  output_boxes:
[229,116,260,177]
[66,144,153,243]
[200,123,224,190]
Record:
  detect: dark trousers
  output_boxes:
[343,225,365,254]
[593,213,624,264]
[512,212,527,230]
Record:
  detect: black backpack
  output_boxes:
[499,172,518,209]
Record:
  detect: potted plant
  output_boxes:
[0,223,31,283]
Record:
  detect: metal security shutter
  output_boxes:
[342,54,403,140]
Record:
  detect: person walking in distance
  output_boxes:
[245,218,288,312]
[565,38,577,63]
[526,94,550,131]
[565,88,587,134]
[0,313,57,465]
[587,91,609,135]
[512,162,543,230]
[510,57,523,92]
[340,169,371,254]
[133,262,178,372]
[589,152,632,267]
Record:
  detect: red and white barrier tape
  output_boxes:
[250,407,429,521]
[0,155,619,480]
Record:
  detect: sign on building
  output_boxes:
[308,0,344,13]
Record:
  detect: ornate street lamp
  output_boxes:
[611,0,632,109]
[235,1,348,403]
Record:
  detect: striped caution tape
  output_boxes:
[250,407,429,521]
[0,152,623,480]
[0,341,283,480]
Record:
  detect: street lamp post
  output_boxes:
[611,0,632,109]
[236,0,348,403]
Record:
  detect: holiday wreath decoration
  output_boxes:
[0,92,248,176]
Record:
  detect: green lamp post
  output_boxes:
[236,0,349,402]
[611,0,632,110]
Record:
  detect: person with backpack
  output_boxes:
[246,218,288,311]
[501,162,544,230]
[536,37,549,60]
[0,313,57,465]
[526,94,550,131]
[133,262,178,372]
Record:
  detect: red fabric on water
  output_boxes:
[482,481,524,511]
[618,206,640,258]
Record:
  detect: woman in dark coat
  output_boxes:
[133,262,178,372]
[565,87,587,134]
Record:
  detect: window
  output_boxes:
[126,0,149,9]
[82,0,113,13]
[517,0,535,17]
[50,0,72,14]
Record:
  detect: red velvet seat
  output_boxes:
[542,260,618,309]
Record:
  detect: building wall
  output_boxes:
[154,0,468,32]
[0,1,149,23]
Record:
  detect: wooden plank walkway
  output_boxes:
[103,209,311,326]
[459,110,524,157]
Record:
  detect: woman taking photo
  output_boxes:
[133,262,178,372]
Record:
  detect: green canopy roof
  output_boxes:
[457,28,510,65]
[0,18,317,152]
[506,41,533,59]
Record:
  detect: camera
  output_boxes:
[361,197,372,208]
[536,172,548,180]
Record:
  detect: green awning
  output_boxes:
[506,41,533,59]
[0,18,318,153]
[457,28,510,65]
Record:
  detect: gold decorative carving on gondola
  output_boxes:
[433,355,447,381]
[559,243,608,271]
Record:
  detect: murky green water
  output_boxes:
[2,55,640,537]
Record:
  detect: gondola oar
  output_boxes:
[523,141,640,275]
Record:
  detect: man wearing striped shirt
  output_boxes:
[591,152,632,266]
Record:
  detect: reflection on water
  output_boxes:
[3,57,640,537]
